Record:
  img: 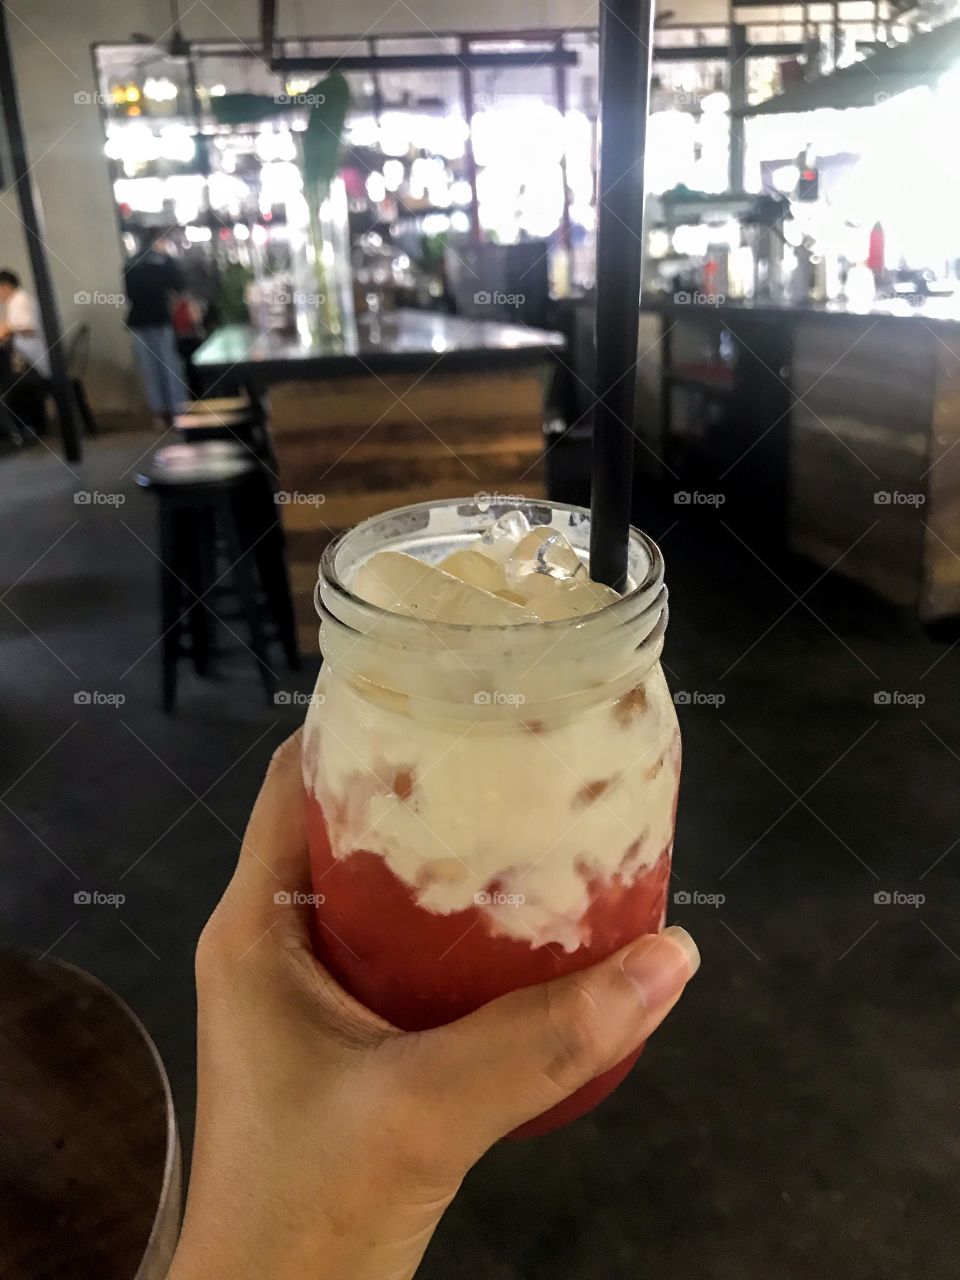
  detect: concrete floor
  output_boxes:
[1,434,958,1279]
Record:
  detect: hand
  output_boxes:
[168,730,700,1280]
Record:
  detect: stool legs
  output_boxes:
[158,504,183,714]
[218,494,276,706]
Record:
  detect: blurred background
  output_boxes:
[0,0,959,1276]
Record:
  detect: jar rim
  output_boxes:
[316,497,666,640]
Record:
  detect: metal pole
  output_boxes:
[459,37,481,242]
[0,0,81,461]
[729,22,747,192]
[589,0,656,590]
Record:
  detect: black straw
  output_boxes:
[589,0,657,591]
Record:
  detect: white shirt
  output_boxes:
[5,288,50,377]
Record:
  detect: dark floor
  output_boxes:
[1,434,958,1280]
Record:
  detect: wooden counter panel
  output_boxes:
[789,321,935,611]
[267,366,548,652]
[922,336,960,618]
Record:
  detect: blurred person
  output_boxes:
[124,230,191,430]
[166,730,700,1280]
[0,268,50,439]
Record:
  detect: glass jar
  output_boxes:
[301,498,680,1136]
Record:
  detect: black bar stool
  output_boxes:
[174,391,276,470]
[137,442,299,713]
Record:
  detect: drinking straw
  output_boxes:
[589,0,657,591]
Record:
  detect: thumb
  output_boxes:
[413,926,699,1159]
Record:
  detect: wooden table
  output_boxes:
[194,310,565,653]
[0,952,181,1280]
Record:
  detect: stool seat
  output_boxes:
[178,395,251,416]
[174,409,255,432]
[0,950,180,1280]
[137,442,254,487]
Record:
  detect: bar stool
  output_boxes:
[174,392,276,472]
[137,442,298,713]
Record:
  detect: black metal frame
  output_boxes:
[0,0,81,460]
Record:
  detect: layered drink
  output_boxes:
[302,499,680,1137]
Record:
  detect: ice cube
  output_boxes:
[505,528,586,588]
[438,548,509,595]
[517,572,621,620]
[480,509,531,562]
[351,551,529,624]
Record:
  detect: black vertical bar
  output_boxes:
[459,37,481,242]
[0,0,81,461]
[368,38,383,123]
[728,23,747,192]
[554,38,572,251]
[589,0,656,590]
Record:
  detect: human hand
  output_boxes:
[168,730,700,1280]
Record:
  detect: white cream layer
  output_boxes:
[302,663,680,950]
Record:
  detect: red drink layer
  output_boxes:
[305,787,674,1139]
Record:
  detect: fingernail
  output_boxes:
[621,926,700,1007]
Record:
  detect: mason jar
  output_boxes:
[301,498,680,1136]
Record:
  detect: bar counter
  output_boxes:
[193,310,564,651]
[637,296,960,621]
